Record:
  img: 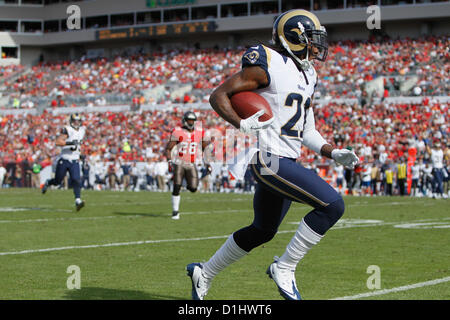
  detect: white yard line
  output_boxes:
[331,276,450,300]
[0,199,441,225]
[0,217,447,256]
[0,209,250,224]
[0,234,231,256]
[0,215,130,224]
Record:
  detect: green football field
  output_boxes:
[0,188,449,300]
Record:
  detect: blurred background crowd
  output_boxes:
[1,36,448,109]
[0,36,448,197]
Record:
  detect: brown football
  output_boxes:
[230,91,273,121]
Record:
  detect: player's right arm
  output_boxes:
[165,140,177,162]
[165,130,179,172]
[209,66,269,130]
[55,128,69,147]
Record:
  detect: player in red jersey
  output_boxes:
[165,111,211,220]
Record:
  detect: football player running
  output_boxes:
[42,113,86,211]
[165,111,211,220]
[186,9,358,300]
[427,141,446,199]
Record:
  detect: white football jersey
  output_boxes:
[430,149,443,169]
[362,165,372,182]
[334,165,344,179]
[60,125,86,161]
[242,44,326,159]
[411,164,420,179]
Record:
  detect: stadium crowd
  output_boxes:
[0,35,448,197]
[0,97,448,197]
[316,36,449,99]
[1,48,242,108]
[1,36,448,109]
[0,64,24,80]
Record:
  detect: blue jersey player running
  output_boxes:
[186,9,359,300]
[42,113,86,212]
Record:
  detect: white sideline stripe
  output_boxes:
[331,276,450,300]
[0,209,249,224]
[0,217,447,256]
[0,235,231,256]
[0,200,440,224]
[0,215,129,224]
[0,217,444,256]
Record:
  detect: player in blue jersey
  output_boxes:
[42,113,86,211]
[186,9,359,300]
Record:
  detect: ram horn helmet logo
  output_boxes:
[244,50,260,64]
[278,14,306,51]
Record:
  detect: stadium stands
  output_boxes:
[1,36,448,109]
[0,36,448,196]
[0,96,448,192]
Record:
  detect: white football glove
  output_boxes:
[331,149,359,169]
[239,110,274,134]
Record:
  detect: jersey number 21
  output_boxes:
[280,93,311,139]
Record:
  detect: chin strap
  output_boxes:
[279,36,313,71]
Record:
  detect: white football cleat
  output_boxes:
[172,211,180,220]
[75,200,85,212]
[186,263,211,300]
[266,257,301,300]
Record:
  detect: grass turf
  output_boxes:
[0,188,448,300]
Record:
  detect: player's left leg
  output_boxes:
[435,168,444,198]
[251,151,345,299]
[42,158,68,194]
[251,152,344,233]
[68,160,84,211]
[185,164,199,193]
[411,179,417,197]
[186,182,291,300]
[171,164,184,220]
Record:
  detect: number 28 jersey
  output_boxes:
[60,125,86,161]
[242,44,326,159]
[170,126,204,164]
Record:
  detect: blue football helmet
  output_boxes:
[272,9,328,70]
[69,113,82,130]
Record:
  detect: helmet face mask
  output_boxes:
[182,111,197,130]
[272,9,328,69]
[70,113,82,130]
[306,27,328,61]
